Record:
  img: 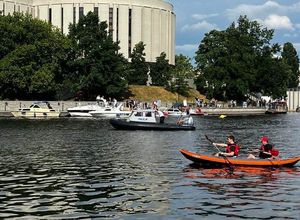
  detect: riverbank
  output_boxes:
[202,107,267,116]
[0,100,269,117]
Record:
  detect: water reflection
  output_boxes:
[180,165,300,219]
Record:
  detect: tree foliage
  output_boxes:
[150,52,171,86]
[67,12,128,99]
[168,54,195,96]
[0,13,70,100]
[127,41,149,85]
[282,42,300,88]
[195,15,290,101]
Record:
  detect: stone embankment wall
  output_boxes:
[0,100,171,117]
[0,101,91,112]
[0,100,269,117]
[0,100,173,111]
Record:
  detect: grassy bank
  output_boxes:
[128,85,206,103]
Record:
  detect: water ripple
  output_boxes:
[0,115,300,219]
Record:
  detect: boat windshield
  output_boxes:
[29,104,40,108]
[134,111,143,117]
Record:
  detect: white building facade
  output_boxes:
[0,0,175,64]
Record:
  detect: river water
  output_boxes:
[0,114,300,219]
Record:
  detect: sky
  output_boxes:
[166,0,300,61]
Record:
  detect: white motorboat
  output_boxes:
[164,107,186,116]
[89,103,131,118]
[11,101,60,118]
[109,109,195,130]
[67,100,108,117]
[189,107,205,116]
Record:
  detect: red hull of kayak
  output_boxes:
[180,149,300,167]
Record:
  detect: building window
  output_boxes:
[109,7,113,35]
[18,5,20,12]
[128,9,132,56]
[61,7,64,32]
[48,8,52,24]
[79,7,84,19]
[3,2,5,15]
[73,7,76,23]
[116,8,119,42]
[94,7,98,16]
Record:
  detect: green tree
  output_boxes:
[255,47,290,98]
[282,42,300,88]
[168,54,195,96]
[150,52,171,86]
[127,41,149,85]
[195,15,287,101]
[0,13,70,100]
[68,12,128,99]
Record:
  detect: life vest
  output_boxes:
[226,143,240,156]
[260,144,279,157]
[196,108,202,113]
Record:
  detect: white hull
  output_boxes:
[90,111,131,118]
[68,112,93,117]
[67,104,107,117]
[11,111,60,118]
[89,103,131,118]
[11,102,60,118]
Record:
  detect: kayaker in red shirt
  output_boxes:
[247,136,279,159]
[213,135,240,157]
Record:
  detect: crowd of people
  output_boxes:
[96,95,118,107]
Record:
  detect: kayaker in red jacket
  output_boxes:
[247,136,279,159]
[213,135,240,157]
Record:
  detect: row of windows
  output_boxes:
[46,6,133,55]
[1,2,31,15]
[2,3,132,54]
[48,7,97,31]
[2,3,172,60]
[1,3,4,15]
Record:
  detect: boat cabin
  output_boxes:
[127,109,161,123]
[21,102,55,112]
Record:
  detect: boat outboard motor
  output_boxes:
[182,116,194,126]
[187,116,194,125]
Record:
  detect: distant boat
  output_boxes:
[89,103,131,118]
[189,107,205,116]
[67,100,107,117]
[110,109,195,131]
[265,101,288,114]
[11,101,60,118]
[163,107,186,116]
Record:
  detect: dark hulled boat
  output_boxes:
[110,118,195,131]
[109,109,196,131]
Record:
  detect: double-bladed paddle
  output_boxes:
[204,134,234,173]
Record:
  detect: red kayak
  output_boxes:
[180,149,300,167]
